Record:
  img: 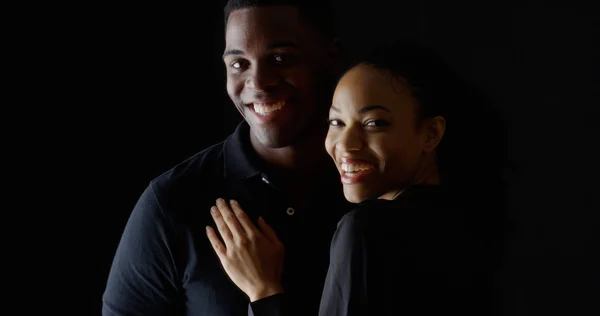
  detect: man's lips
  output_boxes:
[249,100,287,116]
[243,98,294,124]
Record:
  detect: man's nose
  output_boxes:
[245,64,278,92]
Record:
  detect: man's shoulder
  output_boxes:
[148,122,252,194]
[151,140,227,190]
[141,138,234,216]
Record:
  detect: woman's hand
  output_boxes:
[206,198,285,302]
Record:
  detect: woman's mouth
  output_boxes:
[340,161,375,184]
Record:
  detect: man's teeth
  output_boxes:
[254,101,285,116]
[342,163,374,173]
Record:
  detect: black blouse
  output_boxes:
[318,184,500,315]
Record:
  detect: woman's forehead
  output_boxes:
[333,65,416,113]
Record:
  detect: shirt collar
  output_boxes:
[223,120,344,189]
[223,120,263,180]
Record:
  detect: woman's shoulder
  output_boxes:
[336,185,459,231]
[334,207,372,237]
[337,198,390,226]
[335,199,392,235]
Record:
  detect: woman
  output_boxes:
[206,41,509,315]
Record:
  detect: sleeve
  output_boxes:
[102,184,183,316]
[318,212,369,316]
[248,293,289,316]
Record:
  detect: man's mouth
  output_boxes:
[252,100,286,116]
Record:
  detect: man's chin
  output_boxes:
[249,125,296,149]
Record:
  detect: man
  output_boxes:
[102,0,349,315]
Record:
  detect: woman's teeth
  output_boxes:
[342,163,374,173]
[254,101,285,116]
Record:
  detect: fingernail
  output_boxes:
[230,199,237,205]
[210,206,217,215]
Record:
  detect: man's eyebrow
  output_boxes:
[223,49,244,59]
[223,42,299,59]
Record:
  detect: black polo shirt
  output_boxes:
[102,121,351,316]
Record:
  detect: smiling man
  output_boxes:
[101,1,350,316]
[223,6,326,149]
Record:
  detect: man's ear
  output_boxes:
[423,116,446,153]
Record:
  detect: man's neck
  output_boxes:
[249,123,333,205]
[249,125,330,173]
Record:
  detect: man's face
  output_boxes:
[224,6,333,148]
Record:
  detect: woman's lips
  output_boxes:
[339,159,375,184]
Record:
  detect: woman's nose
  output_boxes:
[337,126,364,152]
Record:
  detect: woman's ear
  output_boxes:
[423,116,446,153]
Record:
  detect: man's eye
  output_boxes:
[274,55,285,62]
[328,119,343,126]
[273,54,292,64]
[231,60,248,69]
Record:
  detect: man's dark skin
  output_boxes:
[223,6,339,205]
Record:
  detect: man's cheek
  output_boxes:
[284,66,314,83]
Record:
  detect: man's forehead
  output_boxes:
[225,6,304,49]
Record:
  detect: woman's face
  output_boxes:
[325,63,444,203]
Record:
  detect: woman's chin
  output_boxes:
[343,187,374,204]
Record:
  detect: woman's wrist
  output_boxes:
[249,284,284,302]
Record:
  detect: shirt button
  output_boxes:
[286,207,295,216]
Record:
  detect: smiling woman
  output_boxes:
[325,62,447,203]
[317,41,511,315]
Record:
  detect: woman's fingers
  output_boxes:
[215,198,247,243]
[210,204,235,248]
[206,226,226,258]
[230,200,260,238]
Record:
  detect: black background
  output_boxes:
[37,0,598,315]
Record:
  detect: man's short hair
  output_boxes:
[223,0,336,39]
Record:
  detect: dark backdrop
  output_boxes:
[63,1,598,315]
